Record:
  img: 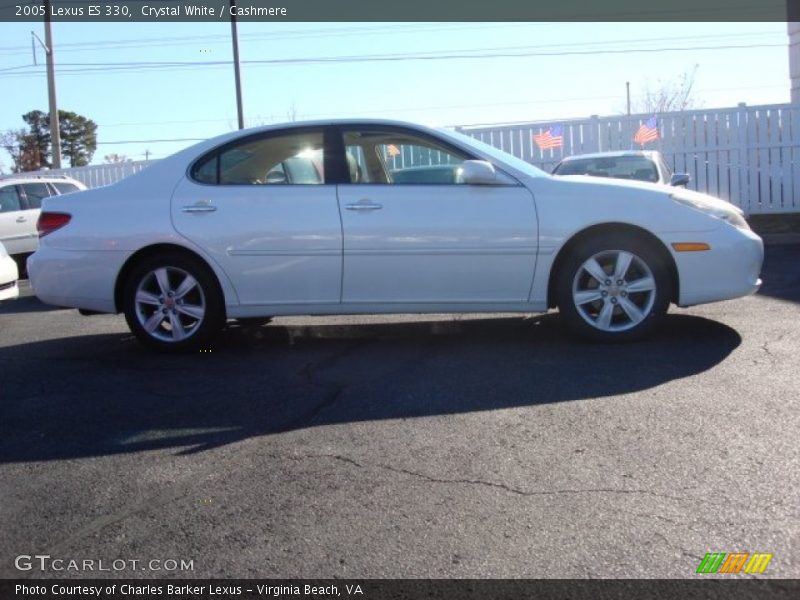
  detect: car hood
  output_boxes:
[554,174,669,193]
[552,174,739,212]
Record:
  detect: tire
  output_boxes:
[123,251,225,351]
[555,233,672,342]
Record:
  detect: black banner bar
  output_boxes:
[2,579,799,600]
[0,0,796,23]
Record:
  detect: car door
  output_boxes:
[19,182,53,252]
[171,127,342,306]
[0,183,40,255]
[336,126,538,304]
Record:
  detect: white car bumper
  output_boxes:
[0,253,19,301]
[667,224,763,307]
[28,246,129,313]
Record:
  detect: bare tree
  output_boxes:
[629,65,702,114]
[245,102,303,128]
[104,153,131,164]
[1,129,37,173]
[1,130,22,173]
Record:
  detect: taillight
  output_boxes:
[37,212,71,237]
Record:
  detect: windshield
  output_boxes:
[439,129,548,178]
[554,155,659,183]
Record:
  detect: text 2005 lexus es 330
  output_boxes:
[28,120,763,351]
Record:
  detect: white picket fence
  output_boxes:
[22,102,800,215]
[44,160,151,188]
[458,102,800,215]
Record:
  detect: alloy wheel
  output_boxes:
[134,266,206,343]
[571,250,657,333]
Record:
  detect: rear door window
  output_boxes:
[20,183,52,209]
[191,130,325,186]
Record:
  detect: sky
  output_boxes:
[0,21,792,168]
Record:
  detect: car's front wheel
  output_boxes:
[123,252,224,351]
[556,234,672,342]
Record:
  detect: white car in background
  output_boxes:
[28,119,763,351]
[0,175,87,260]
[0,241,19,302]
[552,151,691,187]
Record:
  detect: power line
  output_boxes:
[0,23,549,55]
[0,27,781,56]
[0,42,784,78]
[93,84,787,129]
[64,83,787,146]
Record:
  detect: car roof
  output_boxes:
[190,118,449,149]
[558,151,661,162]
[0,174,85,186]
[241,117,435,130]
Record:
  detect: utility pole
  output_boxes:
[626,82,632,150]
[626,81,631,116]
[43,0,62,168]
[230,0,244,129]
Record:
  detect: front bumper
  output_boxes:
[666,224,763,307]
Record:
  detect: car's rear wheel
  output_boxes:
[123,252,224,351]
[556,234,672,342]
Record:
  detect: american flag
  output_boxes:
[633,116,659,145]
[533,125,563,150]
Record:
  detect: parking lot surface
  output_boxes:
[0,245,798,579]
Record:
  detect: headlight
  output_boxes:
[670,191,750,230]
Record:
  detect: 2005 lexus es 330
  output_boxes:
[28,120,763,351]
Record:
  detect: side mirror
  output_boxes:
[460,160,497,185]
[670,173,691,187]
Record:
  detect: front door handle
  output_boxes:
[345,202,383,211]
[182,204,217,213]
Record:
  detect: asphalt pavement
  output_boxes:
[0,245,798,579]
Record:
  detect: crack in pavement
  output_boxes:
[285,453,689,502]
[760,331,790,361]
[286,336,435,433]
[652,532,704,562]
[284,339,375,431]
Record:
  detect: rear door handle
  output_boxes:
[16,216,26,223]
[345,202,383,211]
[182,205,217,213]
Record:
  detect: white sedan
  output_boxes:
[0,175,87,259]
[28,120,763,351]
[552,151,691,187]
[0,241,19,302]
